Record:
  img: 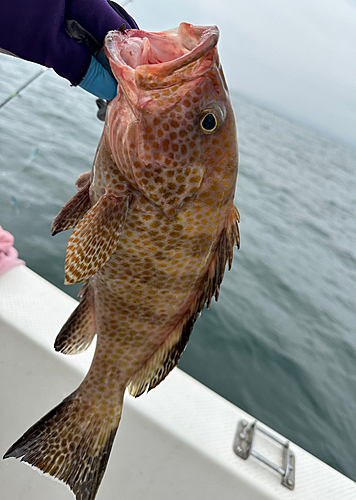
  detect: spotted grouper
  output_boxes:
[4,23,240,500]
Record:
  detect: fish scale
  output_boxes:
[4,23,240,500]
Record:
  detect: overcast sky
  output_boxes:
[126,0,356,146]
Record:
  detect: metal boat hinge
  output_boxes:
[233,419,295,490]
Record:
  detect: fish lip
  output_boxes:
[105,23,219,78]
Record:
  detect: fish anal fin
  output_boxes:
[52,182,91,236]
[65,192,131,285]
[54,283,96,355]
[3,390,121,500]
[128,203,240,396]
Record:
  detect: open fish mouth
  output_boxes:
[105,23,219,89]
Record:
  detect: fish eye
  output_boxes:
[200,113,217,132]
[199,105,225,134]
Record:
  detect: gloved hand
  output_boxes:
[0,0,138,99]
[0,226,25,276]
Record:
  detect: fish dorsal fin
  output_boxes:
[54,283,96,355]
[52,181,91,236]
[65,192,131,284]
[128,203,240,396]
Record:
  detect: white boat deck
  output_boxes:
[0,265,355,499]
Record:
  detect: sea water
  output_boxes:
[0,54,355,480]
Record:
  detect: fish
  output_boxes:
[4,22,240,500]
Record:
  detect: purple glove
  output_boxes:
[0,0,138,87]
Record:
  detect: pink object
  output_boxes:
[0,226,25,276]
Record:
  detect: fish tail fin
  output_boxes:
[3,389,122,500]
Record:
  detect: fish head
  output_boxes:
[105,23,237,218]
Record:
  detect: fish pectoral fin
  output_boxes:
[65,192,131,284]
[128,203,240,397]
[54,283,96,355]
[52,181,91,236]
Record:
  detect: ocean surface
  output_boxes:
[1,54,355,480]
